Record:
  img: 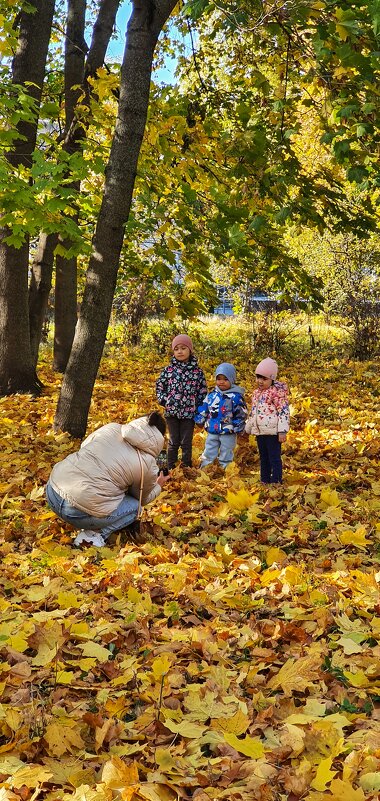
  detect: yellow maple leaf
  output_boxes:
[11,764,53,789]
[163,719,206,738]
[154,747,177,772]
[326,778,365,800]
[185,688,236,721]
[226,488,260,511]
[43,722,85,757]
[0,756,24,775]
[267,654,321,695]
[212,708,250,735]
[80,641,110,662]
[56,670,75,684]
[223,732,265,758]
[152,653,172,680]
[319,488,341,508]
[8,632,29,653]
[338,526,369,550]
[266,546,287,566]
[4,709,22,732]
[137,783,178,801]
[343,668,369,687]
[102,756,139,789]
[311,756,337,791]
[246,504,263,523]
[57,590,82,608]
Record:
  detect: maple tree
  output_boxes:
[0,321,380,800]
[285,230,380,360]
[1,0,380,439]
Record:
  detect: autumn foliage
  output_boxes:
[0,344,379,801]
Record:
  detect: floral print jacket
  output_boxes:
[245,381,290,436]
[156,356,207,419]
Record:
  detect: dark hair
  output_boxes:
[147,411,166,437]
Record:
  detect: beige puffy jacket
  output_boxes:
[49,417,164,517]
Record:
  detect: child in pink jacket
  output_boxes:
[245,358,290,484]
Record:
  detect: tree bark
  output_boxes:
[0,0,55,395]
[0,237,42,394]
[84,0,121,99]
[54,0,178,437]
[52,0,85,372]
[54,250,78,372]
[29,233,57,367]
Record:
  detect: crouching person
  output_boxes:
[46,411,170,547]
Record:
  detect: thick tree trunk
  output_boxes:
[55,0,177,437]
[28,0,121,368]
[0,236,42,394]
[8,0,56,169]
[29,233,57,368]
[54,0,122,373]
[53,249,78,372]
[0,0,55,395]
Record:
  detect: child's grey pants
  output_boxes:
[200,432,237,469]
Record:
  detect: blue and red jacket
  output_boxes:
[195,385,247,435]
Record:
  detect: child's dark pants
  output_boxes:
[166,417,195,468]
[256,435,282,483]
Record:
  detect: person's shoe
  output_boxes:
[73,530,105,548]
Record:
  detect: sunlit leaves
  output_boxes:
[0,329,380,798]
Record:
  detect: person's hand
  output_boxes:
[278,432,287,443]
[157,470,171,487]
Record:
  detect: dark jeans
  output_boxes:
[166,416,195,468]
[256,435,282,483]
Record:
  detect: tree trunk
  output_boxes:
[52,0,85,373]
[84,0,121,100]
[29,233,57,368]
[54,0,178,437]
[28,0,121,369]
[0,237,42,394]
[53,249,78,372]
[0,0,55,395]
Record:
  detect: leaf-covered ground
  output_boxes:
[0,348,380,801]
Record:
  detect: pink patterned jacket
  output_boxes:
[245,381,290,436]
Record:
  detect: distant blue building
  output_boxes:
[213,287,278,316]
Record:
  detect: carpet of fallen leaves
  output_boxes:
[0,347,380,801]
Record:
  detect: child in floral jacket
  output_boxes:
[195,362,247,469]
[245,357,290,484]
[156,334,207,469]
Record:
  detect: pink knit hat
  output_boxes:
[255,357,278,379]
[172,334,193,352]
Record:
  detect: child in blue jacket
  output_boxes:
[195,362,247,469]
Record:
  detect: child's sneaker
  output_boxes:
[73,530,105,548]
